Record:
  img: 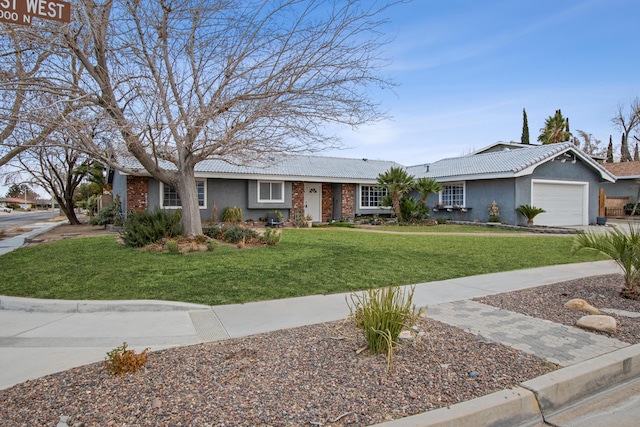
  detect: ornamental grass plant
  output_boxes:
[348,286,418,370]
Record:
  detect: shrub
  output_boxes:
[120,208,183,247]
[222,225,259,244]
[202,225,224,239]
[436,217,447,225]
[624,203,640,216]
[89,195,124,226]
[105,342,149,376]
[399,196,426,223]
[328,222,357,228]
[260,227,282,245]
[222,206,243,224]
[165,239,179,252]
[348,286,418,371]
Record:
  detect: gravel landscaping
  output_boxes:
[1,274,638,426]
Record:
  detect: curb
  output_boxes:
[372,343,640,427]
[0,295,211,313]
[522,342,640,419]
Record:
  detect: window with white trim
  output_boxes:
[258,181,284,202]
[162,180,206,208]
[360,185,388,208]
[441,182,464,206]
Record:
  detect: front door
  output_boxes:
[304,183,322,222]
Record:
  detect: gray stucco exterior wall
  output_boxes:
[420,179,517,224]
[112,171,128,214]
[601,179,639,198]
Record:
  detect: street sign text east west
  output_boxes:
[0,0,71,26]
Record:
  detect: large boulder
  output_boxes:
[565,298,600,315]
[576,315,617,334]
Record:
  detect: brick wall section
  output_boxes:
[126,175,149,213]
[291,181,304,217]
[341,183,355,220]
[322,183,333,222]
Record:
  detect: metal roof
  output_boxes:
[117,142,615,183]
[407,142,615,182]
[119,154,402,182]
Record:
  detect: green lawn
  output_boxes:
[0,228,605,305]
[347,224,527,233]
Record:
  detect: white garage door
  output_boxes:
[531,180,588,226]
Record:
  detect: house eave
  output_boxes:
[434,172,515,182]
[195,171,378,184]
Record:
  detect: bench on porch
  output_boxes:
[266,212,283,228]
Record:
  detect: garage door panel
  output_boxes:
[532,182,586,226]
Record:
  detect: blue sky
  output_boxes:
[324,0,640,165]
[3,0,639,197]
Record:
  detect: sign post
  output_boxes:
[0,0,71,26]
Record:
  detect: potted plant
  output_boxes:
[516,204,545,226]
[303,215,313,227]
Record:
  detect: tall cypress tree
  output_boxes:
[635,143,639,162]
[606,135,614,163]
[521,108,530,144]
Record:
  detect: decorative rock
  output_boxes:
[398,330,413,341]
[576,315,617,334]
[468,371,480,378]
[565,298,600,315]
[57,416,71,427]
[152,397,163,408]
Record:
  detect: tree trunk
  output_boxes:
[56,195,80,225]
[621,282,640,300]
[393,197,404,222]
[173,170,203,238]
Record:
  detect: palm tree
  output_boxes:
[413,177,442,209]
[572,226,640,299]
[538,109,571,144]
[376,167,414,222]
[516,204,545,226]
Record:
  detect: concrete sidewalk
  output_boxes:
[0,219,64,256]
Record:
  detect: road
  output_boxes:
[0,210,60,231]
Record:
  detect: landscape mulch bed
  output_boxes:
[1,315,556,426]
[1,256,638,425]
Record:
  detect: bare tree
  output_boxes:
[611,97,640,162]
[38,0,397,237]
[14,143,89,224]
[574,130,605,157]
[0,23,80,167]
